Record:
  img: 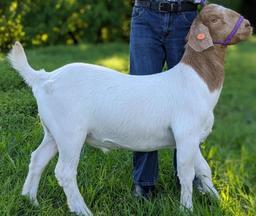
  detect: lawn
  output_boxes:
[0,39,256,216]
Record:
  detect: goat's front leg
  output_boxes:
[176,136,199,211]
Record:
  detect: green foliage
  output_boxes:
[1,39,256,215]
[0,1,25,51]
[0,0,132,51]
[209,0,242,11]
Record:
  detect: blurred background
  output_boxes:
[0,1,256,215]
[0,0,255,52]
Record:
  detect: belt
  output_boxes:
[134,0,198,12]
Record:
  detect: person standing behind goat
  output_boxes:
[130,0,200,197]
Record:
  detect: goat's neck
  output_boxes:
[181,45,227,92]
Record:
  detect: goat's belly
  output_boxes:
[85,131,176,152]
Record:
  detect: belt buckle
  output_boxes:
[159,2,173,12]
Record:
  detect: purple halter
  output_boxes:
[200,0,206,6]
[213,16,244,46]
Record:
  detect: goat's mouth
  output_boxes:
[249,26,253,35]
[245,25,253,33]
[243,27,253,37]
[237,27,253,40]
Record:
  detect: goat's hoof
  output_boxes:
[69,201,93,216]
[72,208,93,216]
[179,204,193,213]
[210,187,220,200]
[193,177,205,194]
[22,192,39,206]
[201,185,219,199]
[32,198,39,207]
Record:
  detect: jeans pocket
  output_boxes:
[180,11,197,27]
[132,6,146,19]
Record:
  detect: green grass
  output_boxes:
[0,39,256,216]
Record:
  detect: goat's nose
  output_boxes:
[244,20,251,28]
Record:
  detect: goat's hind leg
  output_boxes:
[194,149,219,198]
[54,133,92,216]
[22,123,57,205]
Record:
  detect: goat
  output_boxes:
[8,4,252,215]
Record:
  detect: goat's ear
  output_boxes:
[187,18,214,52]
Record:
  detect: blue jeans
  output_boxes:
[130,6,197,186]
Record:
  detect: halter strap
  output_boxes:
[214,16,244,46]
[200,0,206,6]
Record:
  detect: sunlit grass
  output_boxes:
[0,39,256,215]
[96,56,128,73]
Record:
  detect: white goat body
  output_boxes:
[10,44,219,151]
[37,62,218,151]
[8,41,219,215]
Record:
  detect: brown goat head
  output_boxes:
[187,4,253,52]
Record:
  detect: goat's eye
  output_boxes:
[210,17,219,23]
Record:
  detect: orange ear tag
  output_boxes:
[197,33,206,40]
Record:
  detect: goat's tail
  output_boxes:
[8,41,43,88]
